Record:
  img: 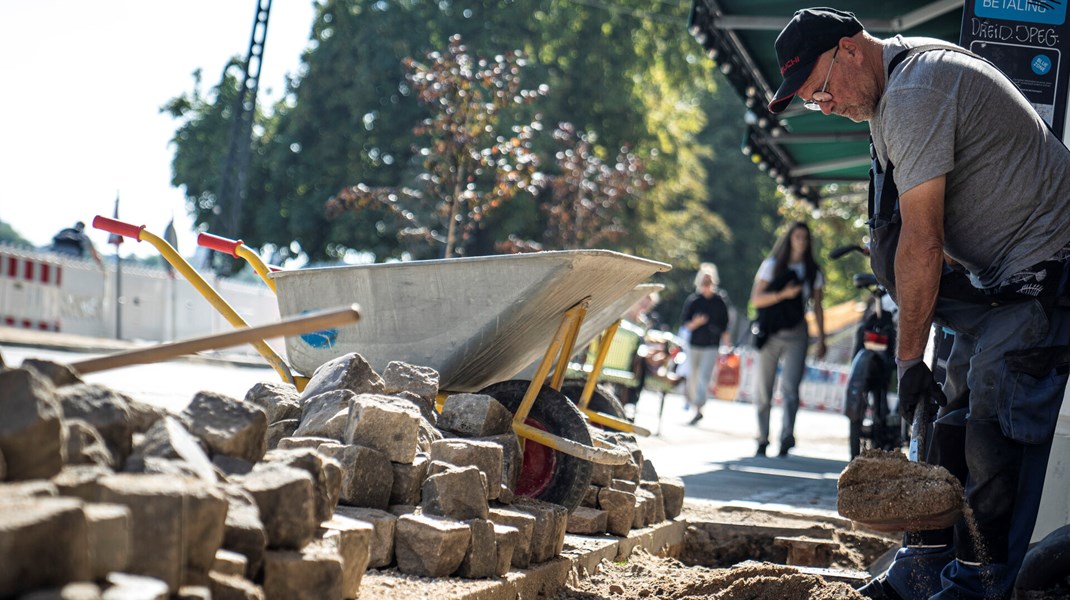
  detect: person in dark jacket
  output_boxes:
[50,221,103,267]
[679,262,730,425]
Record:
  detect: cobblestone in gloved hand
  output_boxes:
[898,362,947,419]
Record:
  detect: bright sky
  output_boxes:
[0,0,317,258]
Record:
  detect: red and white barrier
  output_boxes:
[0,243,280,351]
[0,250,63,332]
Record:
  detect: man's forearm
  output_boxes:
[895,227,942,362]
[895,177,947,363]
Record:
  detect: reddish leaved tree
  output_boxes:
[542,122,653,250]
[326,34,544,258]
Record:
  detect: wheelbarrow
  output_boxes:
[198,231,664,433]
[201,231,657,437]
[196,231,670,510]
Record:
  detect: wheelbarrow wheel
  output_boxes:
[560,379,628,424]
[478,379,594,512]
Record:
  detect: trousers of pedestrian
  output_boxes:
[685,344,719,410]
[755,320,808,447]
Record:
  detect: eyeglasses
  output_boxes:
[803,48,838,111]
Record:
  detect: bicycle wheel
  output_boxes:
[869,389,900,451]
[478,380,593,512]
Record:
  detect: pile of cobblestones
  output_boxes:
[0,351,683,599]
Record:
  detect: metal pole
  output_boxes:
[170,276,177,341]
[115,251,122,340]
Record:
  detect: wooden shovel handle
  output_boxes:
[70,305,360,375]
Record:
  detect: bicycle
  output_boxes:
[830,244,902,458]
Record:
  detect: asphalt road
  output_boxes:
[2,345,850,515]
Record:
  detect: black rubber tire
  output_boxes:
[561,379,629,424]
[876,414,902,451]
[478,380,594,512]
[849,418,864,459]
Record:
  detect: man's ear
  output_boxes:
[839,37,864,64]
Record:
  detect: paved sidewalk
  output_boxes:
[633,389,849,515]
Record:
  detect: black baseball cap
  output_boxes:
[768,7,863,114]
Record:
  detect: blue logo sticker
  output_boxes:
[298,310,339,348]
[301,328,338,349]
[976,0,1066,26]
[1032,54,1053,74]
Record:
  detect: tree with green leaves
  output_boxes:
[0,219,32,248]
[163,0,820,324]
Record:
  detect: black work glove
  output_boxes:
[897,362,948,419]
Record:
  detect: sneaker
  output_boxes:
[756,443,768,457]
[688,412,704,425]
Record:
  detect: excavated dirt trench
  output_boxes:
[548,501,897,599]
[550,552,865,600]
[552,450,1070,600]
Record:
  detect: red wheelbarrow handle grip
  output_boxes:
[198,232,243,258]
[92,215,145,240]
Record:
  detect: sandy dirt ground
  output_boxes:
[549,550,864,599]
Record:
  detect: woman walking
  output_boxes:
[749,222,826,457]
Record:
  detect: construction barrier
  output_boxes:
[1,248,68,332]
[0,243,280,352]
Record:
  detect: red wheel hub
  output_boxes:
[515,418,556,498]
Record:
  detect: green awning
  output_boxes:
[689,0,964,202]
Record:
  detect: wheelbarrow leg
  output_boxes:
[552,314,651,436]
[575,321,621,411]
[517,300,590,422]
[479,298,634,511]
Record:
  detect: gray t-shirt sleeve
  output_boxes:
[881,84,956,194]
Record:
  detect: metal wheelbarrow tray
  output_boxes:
[272,250,670,392]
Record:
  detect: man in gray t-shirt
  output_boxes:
[767,7,1070,600]
[871,36,1070,289]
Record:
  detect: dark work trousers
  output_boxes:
[884,296,1070,599]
